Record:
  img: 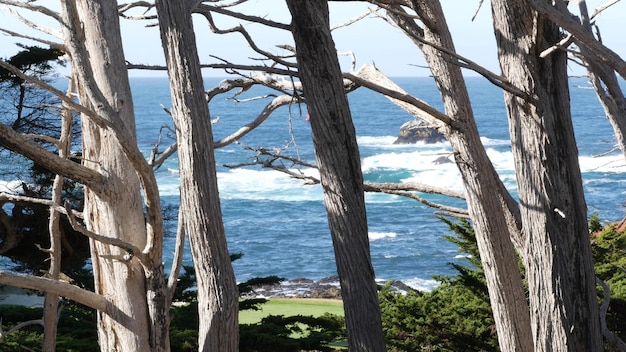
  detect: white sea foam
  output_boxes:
[579,154,626,173]
[403,277,440,292]
[357,135,398,146]
[369,232,398,241]
[217,168,323,202]
[0,180,22,194]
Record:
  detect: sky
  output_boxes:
[0,1,624,78]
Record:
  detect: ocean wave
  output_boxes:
[0,180,23,194]
[402,277,440,292]
[369,232,398,241]
[579,154,626,173]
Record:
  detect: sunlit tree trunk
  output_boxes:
[155,1,239,351]
[386,2,533,350]
[287,1,386,351]
[491,0,602,349]
[59,1,165,350]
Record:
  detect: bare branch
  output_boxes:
[0,27,64,51]
[167,205,186,306]
[0,271,110,314]
[64,202,148,265]
[0,318,44,339]
[527,0,626,79]
[232,143,469,214]
[471,0,485,22]
[590,0,621,19]
[3,5,62,39]
[0,1,63,23]
[0,123,108,195]
[382,4,532,100]
[193,3,290,31]
[215,95,296,148]
[331,8,374,31]
[194,5,295,69]
[596,277,626,351]
[344,64,457,128]
[365,186,469,218]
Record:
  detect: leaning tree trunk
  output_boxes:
[386,2,533,350]
[155,1,239,351]
[60,1,164,350]
[491,0,603,350]
[287,1,386,351]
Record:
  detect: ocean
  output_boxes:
[5,76,626,291]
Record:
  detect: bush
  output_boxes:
[380,218,499,351]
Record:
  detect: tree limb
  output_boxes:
[526,0,626,79]
[596,277,626,351]
[0,123,108,195]
[0,271,109,314]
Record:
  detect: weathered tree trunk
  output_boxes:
[286,1,386,351]
[155,1,239,351]
[491,0,603,350]
[386,2,534,351]
[59,1,167,351]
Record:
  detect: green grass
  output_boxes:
[239,298,344,324]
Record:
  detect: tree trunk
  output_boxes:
[491,0,603,350]
[155,1,239,351]
[286,1,386,351]
[59,1,161,350]
[386,2,534,350]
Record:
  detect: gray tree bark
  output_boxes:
[384,2,534,351]
[286,1,386,351]
[491,0,603,350]
[155,1,239,351]
[59,1,169,350]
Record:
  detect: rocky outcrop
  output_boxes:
[394,120,445,144]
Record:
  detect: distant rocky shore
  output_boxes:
[242,276,415,300]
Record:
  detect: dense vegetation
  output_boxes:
[1,215,625,351]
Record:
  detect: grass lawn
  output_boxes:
[239,298,344,324]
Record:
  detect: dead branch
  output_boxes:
[596,277,626,351]
[0,318,44,339]
[590,0,621,19]
[0,122,107,195]
[0,271,109,314]
[166,205,186,306]
[379,3,531,100]
[331,8,375,31]
[527,0,626,79]
[365,187,469,218]
[0,27,64,52]
[344,64,457,128]
[471,0,485,21]
[215,95,297,148]
[3,5,62,39]
[117,1,156,20]
[0,1,63,23]
[64,202,148,265]
[193,3,290,31]
[231,144,469,214]
[194,5,296,69]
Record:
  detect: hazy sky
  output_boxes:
[0,1,624,77]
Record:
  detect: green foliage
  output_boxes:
[380,217,499,351]
[0,45,64,85]
[239,313,345,352]
[590,218,626,342]
[0,301,98,352]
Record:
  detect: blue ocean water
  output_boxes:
[125,76,626,290]
[3,76,624,291]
